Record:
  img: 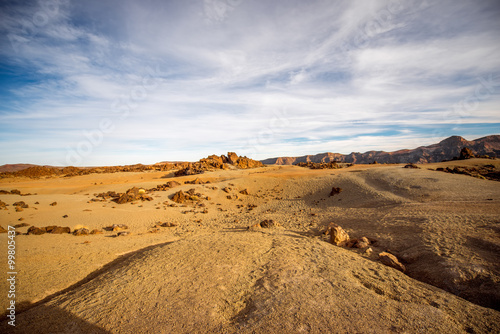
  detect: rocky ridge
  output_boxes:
[262,135,500,165]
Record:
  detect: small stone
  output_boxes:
[50,202,57,206]
[117,231,130,237]
[73,228,90,236]
[62,215,68,218]
[160,222,177,227]
[329,187,343,197]
[379,252,406,272]
[90,229,103,234]
[27,226,46,235]
[239,189,249,195]
[50,226,71,234]
[364,248,373,256]
[15,206,23,212]
[356,237,370,249]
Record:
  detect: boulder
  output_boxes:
[328,223,350,246]
[459,147,474,160]
[171,190,187,204]
[227,152,239,165]
[379,252,406,272]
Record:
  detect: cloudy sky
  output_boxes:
[0,0,499,166]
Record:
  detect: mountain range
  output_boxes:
[261,135,500,165]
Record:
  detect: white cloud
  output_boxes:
[0,0,499,165]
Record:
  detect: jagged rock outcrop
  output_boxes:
[175,152,264,176]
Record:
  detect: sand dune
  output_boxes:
[1,159,499,333]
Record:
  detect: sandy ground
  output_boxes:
[0,159,499,333]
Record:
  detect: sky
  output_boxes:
[0,0,499,166]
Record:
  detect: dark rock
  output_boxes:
[27,226,46,235]
[13,201,28,208]
[404,163,420,169]
[329,187,343,197]
[49,226,71,234]
[73,228,90,236]
[459,147,474,160]
[171,190,187,204]
[50,202,57,206]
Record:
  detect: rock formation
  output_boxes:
[262,135,500,165]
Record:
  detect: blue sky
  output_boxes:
[0,0,499,166]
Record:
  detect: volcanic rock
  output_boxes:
[47,226,71,234]
[458,147,474,160]
[328,223,350,246]
[171,190,187,204]
[73,228,90,236]
[13,201,28,208]
[329,187,342,197]
[27,226,46,235]
[379,252,406,272]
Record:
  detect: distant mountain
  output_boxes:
[261,135,500,165]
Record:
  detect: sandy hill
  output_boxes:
[261,135,500,165]
[0,158,499,333]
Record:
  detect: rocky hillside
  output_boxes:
[0,152,263,179]
[262,135,500,165]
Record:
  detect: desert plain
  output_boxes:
[0,159,499,333]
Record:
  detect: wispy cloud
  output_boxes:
[0,0,499,165]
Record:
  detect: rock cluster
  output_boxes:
[95,187,153,204]
[326,223,406,272]
[27,225,71,235]
[436,165,500,181]
[296,162,346,169]
[175,152,264,176]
